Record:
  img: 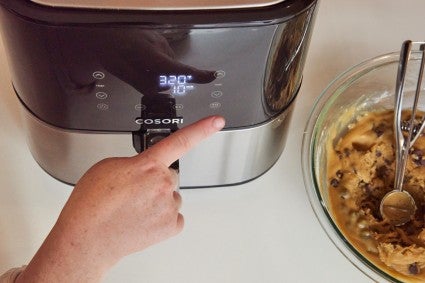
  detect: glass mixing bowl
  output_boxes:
[302,51,425,282]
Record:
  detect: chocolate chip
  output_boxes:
[361,182,372,195]
[411,148,423,156]
[372,123,386,137]
[406,224,416,235]
[344,148,350,157]
[376,150,382,157]
[409,263,420,275]
[336,170,344,179]
[376,166,389,179]
[330,178,339,188]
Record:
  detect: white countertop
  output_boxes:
[1,1,425,282]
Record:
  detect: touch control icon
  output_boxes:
[214,70,226,79]
[211,91,223,98]
[173,104,184,110]
[93,71,105,80]
[97,103,109,111]
[95,92,108,99]
[209,102,221,109]
[135,104,147,111]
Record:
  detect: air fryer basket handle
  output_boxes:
[132,93,180,172]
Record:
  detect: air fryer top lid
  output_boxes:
[29,0,287,10]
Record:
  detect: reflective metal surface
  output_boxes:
[29,0,287,10]
[22,104,294,187]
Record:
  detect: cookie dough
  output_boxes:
[328,109,425,282]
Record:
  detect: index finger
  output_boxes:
[142,116,225,167]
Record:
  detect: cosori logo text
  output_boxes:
[135,118,184,125]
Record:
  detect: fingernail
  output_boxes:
[212,116,225,129]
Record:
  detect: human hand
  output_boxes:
[16,115,225,283]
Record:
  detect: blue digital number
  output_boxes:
[159,75,194,95]
[159,75,167,85]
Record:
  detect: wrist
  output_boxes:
[16,220,115,283]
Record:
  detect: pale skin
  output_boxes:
[15,115,225,283]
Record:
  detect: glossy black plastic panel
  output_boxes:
[0,0,317,131]
[0,0,316,25]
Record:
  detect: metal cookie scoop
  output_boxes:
[380,40,425,226]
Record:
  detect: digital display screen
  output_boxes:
[159,75,195,96]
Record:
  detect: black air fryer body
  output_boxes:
[0,0,317,187]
